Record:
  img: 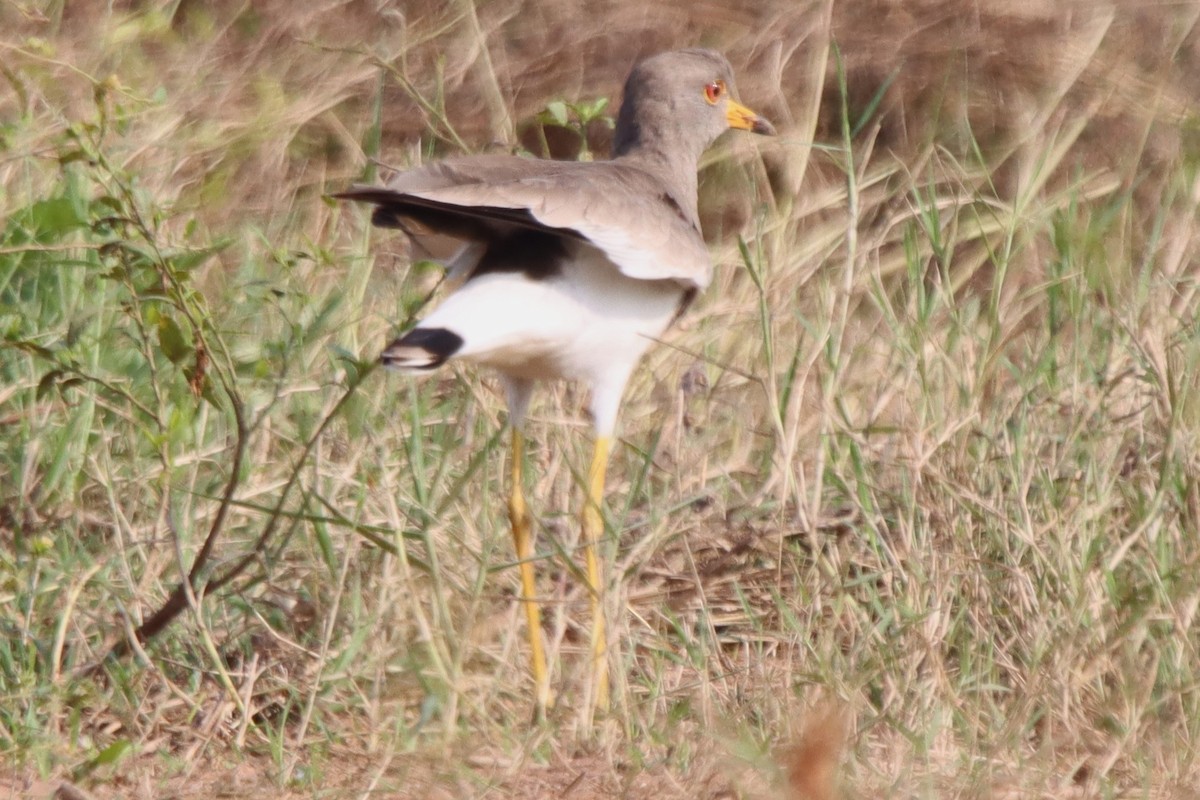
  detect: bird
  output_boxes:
[337,48,774,714]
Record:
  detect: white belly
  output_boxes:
[420,247,686,388]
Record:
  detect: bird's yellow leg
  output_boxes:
[581,434,611,711]
[508,428,552,712]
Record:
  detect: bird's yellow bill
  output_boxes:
[726,99,776,136]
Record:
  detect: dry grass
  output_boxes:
[3,1,1200,798]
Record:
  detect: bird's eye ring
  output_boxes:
[704,80,725,105]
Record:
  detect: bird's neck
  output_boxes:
[612,141,703,231]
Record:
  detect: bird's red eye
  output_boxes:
[704,80,725,104]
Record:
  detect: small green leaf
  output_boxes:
[71,738,133,781]
[545,100,569,127]
[93,739,132,767]
[157,314,191,364]
[580,97,609,121]
[58,149,90,165]
[199,376,224,409]
[168,238,233,274]
[28,197,87,240]
[92,195,124,214]
[36,369,64,400]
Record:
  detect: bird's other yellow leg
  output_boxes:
[508,428,552,712]
[581,434,611,712]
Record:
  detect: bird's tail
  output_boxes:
[380,327,463,372]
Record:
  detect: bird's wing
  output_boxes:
[335,155,712,289]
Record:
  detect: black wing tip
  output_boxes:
[333,185,590,242]
[370,207,404,229]
[330,186,411,229]
[380,327,464,371]
[331,186,396,202]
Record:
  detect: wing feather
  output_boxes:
[336,155,712,289]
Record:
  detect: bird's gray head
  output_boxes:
[612,48,775,160]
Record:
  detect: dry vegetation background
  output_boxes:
[4,0,1200,798]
